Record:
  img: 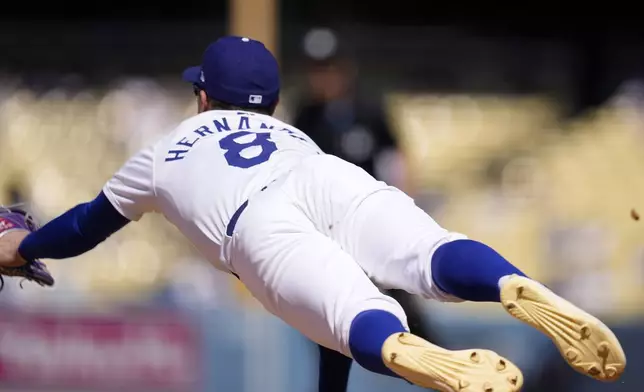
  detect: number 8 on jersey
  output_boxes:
[219,131,278,169]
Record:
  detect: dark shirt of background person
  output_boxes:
[292,56,405,189]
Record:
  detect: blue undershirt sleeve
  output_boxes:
[18,191,130,261]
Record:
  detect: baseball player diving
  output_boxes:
[0,36,626,391]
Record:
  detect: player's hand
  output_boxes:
[0,230,28,267]
[0,206,54,289]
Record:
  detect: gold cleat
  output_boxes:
[382,332,523,392]
[500,274,626,382]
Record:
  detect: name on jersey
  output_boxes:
[164,114,304,162]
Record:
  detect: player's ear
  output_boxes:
[198,90,209,113]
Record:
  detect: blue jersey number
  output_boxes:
[219,131,278,169]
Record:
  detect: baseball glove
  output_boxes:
[0,206,54,290]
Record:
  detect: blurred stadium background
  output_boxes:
[0,2,643,392]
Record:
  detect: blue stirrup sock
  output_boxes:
[349,309,406,378]
[431,239,527,302]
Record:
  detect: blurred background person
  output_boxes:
[292,49,405,189]
[292,30,445,392]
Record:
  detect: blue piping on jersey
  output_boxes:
[226,200,249,236]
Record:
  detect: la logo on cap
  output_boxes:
[249,95,263,104]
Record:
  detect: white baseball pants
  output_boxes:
[223,154,465,356]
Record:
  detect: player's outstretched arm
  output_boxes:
[17,192,130,263]
[0,195,130,289]
[0,192,130,268]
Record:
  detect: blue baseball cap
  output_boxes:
[182,36,280,108]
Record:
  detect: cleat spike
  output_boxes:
[508,375,518,385]
[580,325,591,339]
[588,365,601,376]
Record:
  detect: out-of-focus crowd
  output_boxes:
[0,76,643,321]
[389,88,644,320]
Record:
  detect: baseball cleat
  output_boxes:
[500,274,626,382]
[382,332,523,392]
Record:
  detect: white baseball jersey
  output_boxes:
[102,110,322,272]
